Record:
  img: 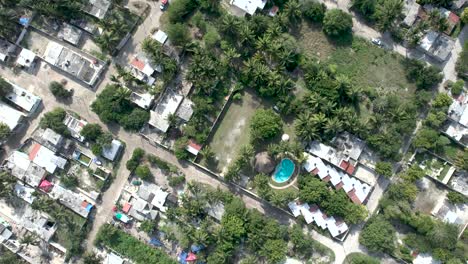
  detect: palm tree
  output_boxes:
[321,101,337,117]
[255,35,271,54]
[284,0,302,23]
[311,112,327,129]
[0,171,15,198]
[324,117,343,137]
[95,32,119,53]
[238,24,254,45]
[20,233,38,246]
[220,15,240,37]
[166,113,178,129]
[223,47,240,67]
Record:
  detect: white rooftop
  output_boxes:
[230,0,267,15]
[16,48,36,68]
[152,30,168,44]
[149,90,183,132]
[42,128,64,147]
[29,143,67,174]
[101,139,123,161]
[150,187,169,212]
[105,253,124,264]
[0,101,24,130]
[130,91,154,110]
[5,151,46,187]
[420,31,439,52]
[44,41,64,65]
[5,82,41,114]
[64,113,88,142]
[14,183,36,204]
[49,184,93,218]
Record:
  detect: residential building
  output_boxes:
[303,153,371,205]
[48,184,94,218]
[0,38,16,62]
[63,113,88,142]
[230,0,267,15]
[14,183,36,204]
[149,90,183,133]
[129,56,159,86]
[28,143,67,174]
[0,101,24,131]
[442,120,468,146]
[288,201,349,239]
[418,30,455,62]
[104,252,125,264]
[101,139,123,161]
[84,0,111,20]
[16,48,36,69]
[176,98,194,122]
[130,91,154,110]
[4,151,47,187]
[43,41,105,86]
[33,128,65,153]
[186,140,202,156]
[5,81,41,115]
[57,23,83,46]
[448,95,468,127]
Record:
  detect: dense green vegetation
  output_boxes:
[344,253,380,264]
[126,148,146,172]
[39,108,70,136]
[91,84,149,131]
[250,109,283,141]
[166,182,334,264]
[0,122,10,141]
[49,81,72,99]
[360,165,467,263]
[80,123,114,155]
[456,42,468,80]
[95,224,176,264]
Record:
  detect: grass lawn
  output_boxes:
[328,38,415,93]
[208,89,263,172]
[294,22,336,60]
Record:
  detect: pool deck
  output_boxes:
[269,176,299,190]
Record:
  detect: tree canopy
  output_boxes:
[323,9,353,37]
[39,108,69,136]
[250,109,283,141]
[359,215,397,254]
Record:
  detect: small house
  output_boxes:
[101,139,123,161]
[5,82,41,115]
[16,48,36,69]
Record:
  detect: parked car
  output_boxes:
[160,0,168,10]
[371,38,383,47]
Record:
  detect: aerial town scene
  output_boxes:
[0,0,467,263]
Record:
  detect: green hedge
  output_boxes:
[95,224,176,264]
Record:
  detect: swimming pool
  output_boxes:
[272,158,295,183]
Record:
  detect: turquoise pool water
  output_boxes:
[273,158,295,183]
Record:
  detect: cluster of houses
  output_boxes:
[0,109,123,263]
[403,1,464,62]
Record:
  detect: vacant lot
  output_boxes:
[294,22,335,60]
[329,38,415,93]
[208,90,262,173]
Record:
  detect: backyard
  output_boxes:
[414,152,453,181]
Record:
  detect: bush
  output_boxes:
[375,162,393,178]
[135,165,152,180]
[451,80,464,96]
[80,124,103,142]
[323,9,353,37]
[404,58,443,89]
[91,144,103,156]
[359,215,396,254]
[167,23,190,47]
[203,27,220,49]
[250,109,283,141]
[447,191,466,205]
[126,148,145,171]
[0,76,12,97]
[456,42,468,79]
[168,175,186,187]
[120,109,150,131]
[39,108,70,136]
[49,81,72,98]
[303,1,327,23]
[344,253,380,264]
[95,224,176,264]
[167,0,198,23]
[61,175,79,189]
[0,122,11,141]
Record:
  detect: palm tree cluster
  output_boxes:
[295,62,363,142]
[141,38,178,83]
[95,7,137,53]
[18,0,85,20]
[0,7,17,40]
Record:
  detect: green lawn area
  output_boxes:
[207,90,263,173]
[328,38,415,93]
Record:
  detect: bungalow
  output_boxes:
[28,143,67,174]
[418,30,455,62]
[442,120,468,146]
[230,0,267,16]
[48,184,94,218]
[63,113,88,142]
[149,90,183,133]
[5,81,41,115]
[4,151,47,187]
[303,153,371,205]
[101,139,123,162]
[0,101,24,131]
[129,56,158,86]
[57,23,83,46]
[130,91,154,110]
[84,0,111,20]
[16,48,36,69]
[288,201,349,238]
[176,98,194,122]
[186,140,202,156]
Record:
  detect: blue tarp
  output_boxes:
[149,237,163,247]
[178,251,188,264]
[190,244,204,253]
[19,17,29,26]
[86,204,93,212]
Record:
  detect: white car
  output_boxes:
[371,38,383,47]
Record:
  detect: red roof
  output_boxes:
[131,58,145,71]
[311,168,319,175]
[346,164,355,175]
[81,200,90,208]
[188,140,202,151]
[448,12,460,24]
[340,160,349,170]
[347,189,362,205]
[323,175,331,182]
[186,252,197,261]
[122,203,132,214]
[39,180,53,192]
[29,143,41,161]
[336,182,344,190]
[309,204,319,212]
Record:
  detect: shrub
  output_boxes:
[120,109,150,131]
[39,108,70,136]
[126,148,145,171]
[135,165,152,180]
[303,1,327,23]
[359,215,396,254]
[375,162,393,178]
[168,175,186,187]
[456,42,468,79]
[451,80,464,96]
[49,81,72,98]
[0,76,12,97]
[323,9,353,37]
[447,191,466,205]
[80,124,103,142]
[344,253,380,264]
[61,175,79,189]
[250,109,283,141]
[167,23,190,47]
[167,0,198,23]
[0,122,11,141]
